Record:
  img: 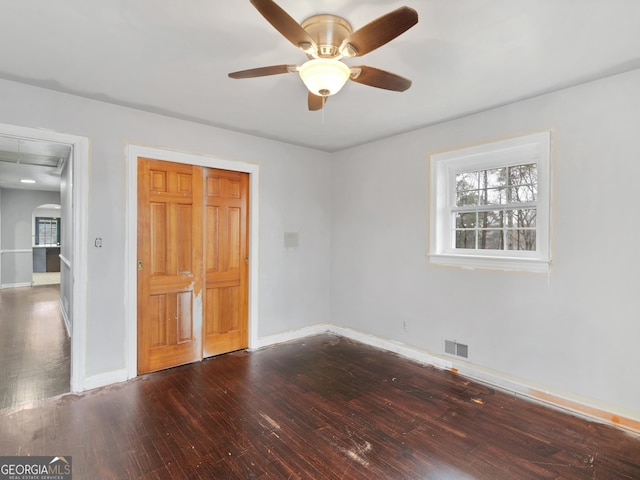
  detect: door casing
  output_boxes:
[125,145,260,381]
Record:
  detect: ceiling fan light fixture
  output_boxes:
[299,59,350,97]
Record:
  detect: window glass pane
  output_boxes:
[456,189,479,206]
[482,187,506,205]
[509,163,537,186]
[478,210,503,228]
[505,209,537,228]
[36,217,59,246]
[456,212,476,228]
[507,229,536,251]
[509,185,537,203]
[478,229,504,250]
[456,172,479,190]
[455,230,476,249]
[516,208,537,228]
[483,168,506,188]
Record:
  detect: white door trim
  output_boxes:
[125,145,260,380]
[0,122,89,393]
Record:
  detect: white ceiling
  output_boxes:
[0,135,70,191]
[1,0,640,188]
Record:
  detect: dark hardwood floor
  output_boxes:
[1,334,638,479]
[0,284,70,409]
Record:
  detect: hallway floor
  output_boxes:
[0,284,70,409]
[32,272,61,286]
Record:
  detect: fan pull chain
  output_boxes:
[321,96,326,125]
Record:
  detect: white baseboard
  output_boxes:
[253,323,333,349]
[256,323,451,371]
[83,368,128,391]
[451,363,640,434]
[258,324,640,435]
[1,282,32,289]
[329,325,454,370]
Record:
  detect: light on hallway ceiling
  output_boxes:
[20,179,36,184]
[299,59,351,97]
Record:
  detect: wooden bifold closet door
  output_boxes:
[203,168,249,357]
[137,157,248,375]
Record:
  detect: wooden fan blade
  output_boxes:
[308,92,326,111]
[341,6,418,57]
[250,0,316,51]
[350,66,412,92]
[228,64,296,79]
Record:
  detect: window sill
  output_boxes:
[429,253,551,273]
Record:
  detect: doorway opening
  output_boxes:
[0,123,89,399]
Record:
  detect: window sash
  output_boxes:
[449,163,539,254]
[35,217,61,246]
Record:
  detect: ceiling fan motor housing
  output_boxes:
[301,14,353,58]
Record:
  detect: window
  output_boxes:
[429,131,551,272]
[35,217,61,246]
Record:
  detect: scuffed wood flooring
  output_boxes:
[1,334,638,479]
[0,284,70,409]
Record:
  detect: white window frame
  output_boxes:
[429,131,551,272]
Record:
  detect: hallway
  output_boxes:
[0,284,70,409]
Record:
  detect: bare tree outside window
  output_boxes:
[454,164,537,252]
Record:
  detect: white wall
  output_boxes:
[331,68,640,418]
[0,188,61,286]
[0,78,332,379]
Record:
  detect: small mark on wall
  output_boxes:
[284,232,299,250]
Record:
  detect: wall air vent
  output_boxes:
[445,339,468,359]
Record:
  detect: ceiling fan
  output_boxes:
[228,0,418,111]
